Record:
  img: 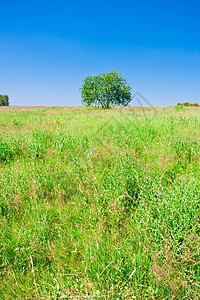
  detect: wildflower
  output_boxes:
[158,191,162,195]
[64,171,67,173]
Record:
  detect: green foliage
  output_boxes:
[0,95,9,106]
[0,106,200,298]
[80,71,132,109]
[177,102,199,107]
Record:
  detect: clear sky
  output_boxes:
[0,0,200,106]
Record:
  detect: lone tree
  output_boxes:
[80,71,132,109]
[0,95,9,106]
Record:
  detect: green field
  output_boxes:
[0,106,199,299]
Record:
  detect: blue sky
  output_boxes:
[0,0,200,106]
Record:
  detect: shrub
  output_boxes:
[177,102,199,107]
[0,95,9,106]
[80,71,132,109]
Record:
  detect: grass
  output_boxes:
[0,105,199,299]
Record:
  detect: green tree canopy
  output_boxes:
[80,71,132,109]
[0,95,9,106]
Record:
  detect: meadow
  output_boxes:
[0,105,199,299]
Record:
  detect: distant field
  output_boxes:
[0,106,199,299]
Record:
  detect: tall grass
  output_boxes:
[0,106,199,299]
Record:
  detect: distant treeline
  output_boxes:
[0,95,9,106]
[177,102,199,107]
